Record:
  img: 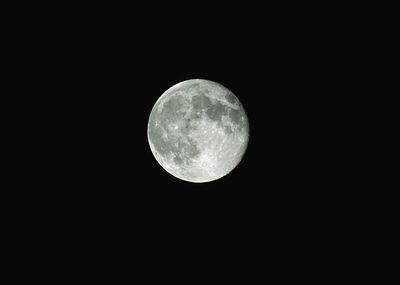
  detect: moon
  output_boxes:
[147,79,249,183]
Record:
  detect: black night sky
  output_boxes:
[16,2,393,283]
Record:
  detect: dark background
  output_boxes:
[15,2,393,284]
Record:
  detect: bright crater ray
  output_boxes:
[147,79,249,183]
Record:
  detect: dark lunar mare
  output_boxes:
[191,92,247,135]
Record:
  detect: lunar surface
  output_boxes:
[147,79,249,183]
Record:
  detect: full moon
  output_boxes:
[147,79,249,183]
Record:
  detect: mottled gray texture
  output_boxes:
[148,79,249,183]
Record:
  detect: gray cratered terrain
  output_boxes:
[147,79,249,183]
